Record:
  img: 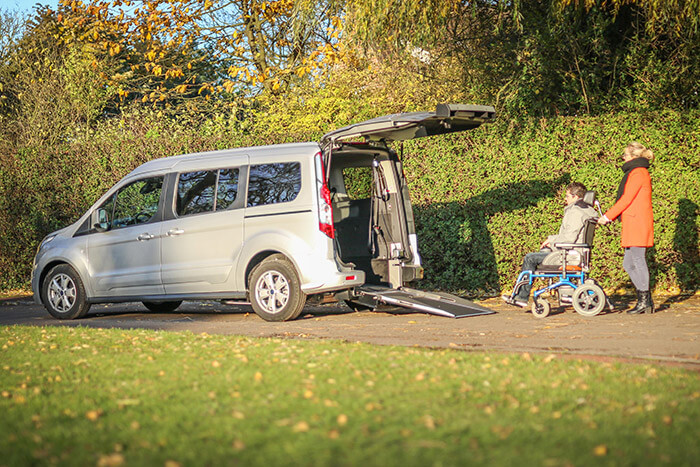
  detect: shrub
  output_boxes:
[1,107,698,295]
[404,111,700,295]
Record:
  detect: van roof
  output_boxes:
[128,142,320,177]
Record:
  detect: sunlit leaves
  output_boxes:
[47,0,346,103]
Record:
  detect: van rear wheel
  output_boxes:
[249,257,306,321]
[41,264,91,320]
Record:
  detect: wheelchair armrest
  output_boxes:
[553,243,591,250]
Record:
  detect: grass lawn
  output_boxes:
[1,325,698,466]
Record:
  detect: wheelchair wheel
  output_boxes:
[531,297,551,318]
[572,284,606,317]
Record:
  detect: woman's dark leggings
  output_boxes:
[623,247,649,291]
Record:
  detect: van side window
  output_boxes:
[178,171,216,216]
[106,176,163,229]
[247,162,301,207]
[177,168,240,216]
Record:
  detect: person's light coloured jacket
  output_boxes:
[547,201,597,249]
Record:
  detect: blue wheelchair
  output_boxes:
[507,191,611,318]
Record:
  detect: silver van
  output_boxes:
[32,104,496,321]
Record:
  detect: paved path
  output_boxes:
[1,294,699,368]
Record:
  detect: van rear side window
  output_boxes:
[247,162,301,207]
[177,168,239,216]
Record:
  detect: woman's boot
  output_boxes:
[627,290,644,314]
[628,290,654,314]
[639,291,655,314]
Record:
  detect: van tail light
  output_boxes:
[315,152,335,239]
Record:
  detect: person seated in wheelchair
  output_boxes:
[502,182,597,308]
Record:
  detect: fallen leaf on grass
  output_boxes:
[337,414,348,426]
[86,409,103,421]
[293,421,310,432]
[593,444,607,456]
[491,425,514,440]
[97,453,124,467]
[232,440,245,450]
[254,372,263,382]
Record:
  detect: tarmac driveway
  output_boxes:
[1,294,698,369]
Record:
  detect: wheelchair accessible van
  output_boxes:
[506,191,613,318]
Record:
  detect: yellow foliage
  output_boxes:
[223,81,235,93]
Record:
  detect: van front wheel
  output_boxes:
[249,257,306,321]
[41,264,91,320]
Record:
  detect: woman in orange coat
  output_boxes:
[598,142,654,314]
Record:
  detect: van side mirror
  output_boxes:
[92,208,111,232]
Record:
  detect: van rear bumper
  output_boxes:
[300,269,365,294]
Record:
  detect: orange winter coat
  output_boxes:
[604,167,654,247]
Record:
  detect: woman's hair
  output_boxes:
[626,142,654,162]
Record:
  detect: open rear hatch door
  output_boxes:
[321,104,496,145]
[323,104,497,318]
[356,285,495,318]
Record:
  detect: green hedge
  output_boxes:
[404,111,700,295]
[1,109,698,295]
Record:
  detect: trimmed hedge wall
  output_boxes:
[404,111,699,296]
[1,109,698,295]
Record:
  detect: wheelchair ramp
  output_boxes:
[357,285,495,318]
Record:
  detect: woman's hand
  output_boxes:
[597,215,611,225]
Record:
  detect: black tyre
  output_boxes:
[142,301,182,312]
[531,297,551,318]
[249,256,306,321]
[572,284,606,317]
[41,264,91,320]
